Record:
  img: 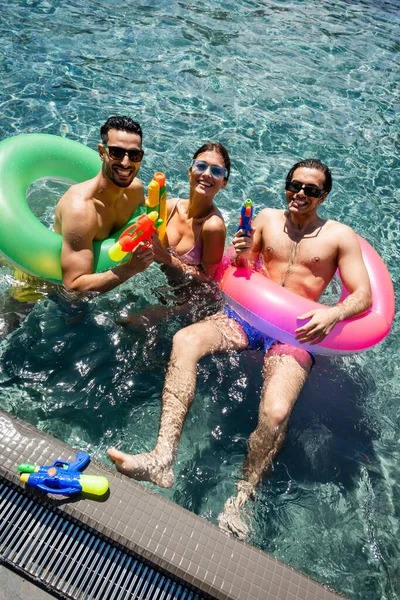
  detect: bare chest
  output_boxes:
[167,210,205,249]
[261,227,338,274]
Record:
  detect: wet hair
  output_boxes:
[285,158,332,194]
[100,116,143,144]
[192,142,231,180]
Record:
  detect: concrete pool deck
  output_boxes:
[1,565,58,600]
[0,409,347,600]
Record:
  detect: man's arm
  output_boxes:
[60,199,153,294]
[295,226,372,345]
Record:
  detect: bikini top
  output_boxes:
[166,198,216,266]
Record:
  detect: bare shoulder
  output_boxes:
[203,211,226,233]
[55,182,97,234]
[125,177,145,206]
[256,207,282,219]
[166,197,184,218]
[254,207,283,225]
[56,180,93,211]
[167,197,181,209]
[325,219,359,244]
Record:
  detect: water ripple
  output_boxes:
[0,1,399,598]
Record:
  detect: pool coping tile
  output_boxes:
[0,409,347,600]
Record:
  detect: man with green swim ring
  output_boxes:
[54,115,153,293]
[0,116,153,339]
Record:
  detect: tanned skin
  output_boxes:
[107,163,372,539]
[54,128,153,294]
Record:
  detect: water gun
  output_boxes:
[237,199,253,236]
[146,172,167,243]
[18,451,109,496]
[108,211,163,262]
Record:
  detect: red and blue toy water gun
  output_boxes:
[18,451,109,496]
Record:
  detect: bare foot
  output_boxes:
[218,497,250,540]
[106,447,174,488]
[218,481,255,540]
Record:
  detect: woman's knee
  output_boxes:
[173,326,195,348]
[172,325,210,360]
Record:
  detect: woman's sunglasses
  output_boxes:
[285,180,325,199]
[104,145,144,163]
[190,159,227,179]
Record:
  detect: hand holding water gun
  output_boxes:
[237,199,253,236]
[146,172,167,243]
[108,211,163,262]
[232,199,254,267]
[18,451,109,496]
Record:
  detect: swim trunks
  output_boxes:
[10,269,46,303]
[224,305,315,365]
[223,305,277,351]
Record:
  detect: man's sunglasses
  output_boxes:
[190,159,228,179]
[104,145,144,163]
[285,180,325,199]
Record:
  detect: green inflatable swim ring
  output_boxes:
[0,133,144,285]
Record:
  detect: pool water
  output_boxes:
[1,0,399,598]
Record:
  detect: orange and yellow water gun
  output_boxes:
[146,172,167,243]
[108,212,163,262]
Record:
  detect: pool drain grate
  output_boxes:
[0,477,215,600]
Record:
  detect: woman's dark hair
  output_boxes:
[285,158,332,194]
[192,142,231,180]
[100,116,143,144]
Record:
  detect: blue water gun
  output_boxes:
[18,451,109,496]
[237,199,253,236]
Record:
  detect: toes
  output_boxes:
[106,448,124,464]
[218,496,250,540]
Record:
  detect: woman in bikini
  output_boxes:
[121,142,230,326]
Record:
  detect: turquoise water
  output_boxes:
[0,0,399,597]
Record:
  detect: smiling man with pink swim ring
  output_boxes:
[107,158,375,539]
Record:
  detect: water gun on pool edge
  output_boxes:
[146,171,167,243]
[237,199,253,236]
[18,451,109,496]
[108,211,163,262]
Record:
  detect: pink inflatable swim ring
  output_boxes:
[216,236,395,356]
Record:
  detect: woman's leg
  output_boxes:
[107,312,249,487]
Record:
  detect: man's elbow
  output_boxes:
[63,276,91,294]
[365,289,373,310]
[358,286,373,312]
[63,282,84,293]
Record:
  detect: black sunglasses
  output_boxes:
[285,180,324,199]
[104,145,144,163]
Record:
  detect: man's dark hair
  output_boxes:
[285,158,332,194]
[100,116,143,144]
[192,142,231,180]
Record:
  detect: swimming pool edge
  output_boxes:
[0,409,347,600]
